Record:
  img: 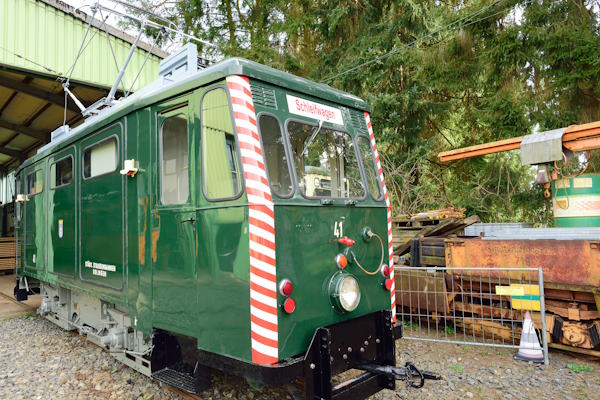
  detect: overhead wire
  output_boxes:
[0,45,61,75]
[321,0,526,83]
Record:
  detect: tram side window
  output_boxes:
[356,136,383,200]
[258,115,293,197]
[26,170,43,196]
[83,138,118,179]
[51,157,73,189]
[160,113,189,205]
[202,88,242,200]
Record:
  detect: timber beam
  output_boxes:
[0,76,80,113]
[439,121,600,163]
[0,118,48,142]
[0,146,25,160]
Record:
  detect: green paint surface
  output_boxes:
[15,61,390,365]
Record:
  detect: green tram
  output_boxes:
[13,48,432,398]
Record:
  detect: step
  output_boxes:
[152,366,207,395]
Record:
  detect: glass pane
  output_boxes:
[84,138,117,178]
[202,88,241,200]
[357,136,383,199]
[52,157,73,188]
[26,170,43,195]
[161,113,189,205]
[258,115,293,197]
[287,121,365,199]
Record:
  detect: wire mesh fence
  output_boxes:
[395,267,549,364]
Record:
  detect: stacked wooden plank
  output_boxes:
[393,213,480,258]
[0,237,16,272]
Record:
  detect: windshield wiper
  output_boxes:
[301,120,324,156]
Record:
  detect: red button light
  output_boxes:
[385,279,393,291]
[283,298,296,314]
[279,279,293,297]
[338,236,355,247]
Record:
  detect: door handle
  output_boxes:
[180,216,196,224]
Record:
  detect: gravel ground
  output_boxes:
[1,315,599,400]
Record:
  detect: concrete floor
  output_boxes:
[0,273,40,319]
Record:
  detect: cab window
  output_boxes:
[287,121,365,199]
[258,115,293,197]
[202,88,242,200]
[51,156,73,189]
[160,112,189,205]
[357,136,383,200]
[26,170,43,196]
[83,138,118,179]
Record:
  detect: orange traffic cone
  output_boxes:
[514,311,544,363]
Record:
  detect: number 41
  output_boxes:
[334,220,344,238]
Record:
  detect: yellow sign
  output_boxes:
[495,285,524,296]
[495,284,540,311]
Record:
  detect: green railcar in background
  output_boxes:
[13,48,432,399]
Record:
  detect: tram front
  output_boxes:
[224,65,439,398]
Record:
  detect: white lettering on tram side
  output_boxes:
[84,260,116,278]
[286,95,344,125]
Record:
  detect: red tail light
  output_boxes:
[283,298,296,313]
[335,254,348,270]
[384,279,393,291]
[279,279,294,297]
[381,264,391,277]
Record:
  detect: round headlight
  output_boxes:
[314,177,321,188]
[329,273,361,312]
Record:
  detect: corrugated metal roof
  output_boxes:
[0,0,167,171]
[0,0,165,91]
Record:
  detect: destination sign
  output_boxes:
[286,95,344,125]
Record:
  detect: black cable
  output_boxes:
[321,0,525,83]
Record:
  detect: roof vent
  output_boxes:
[159,44,210,81]
[250,82,277,109]
[350,110,368,135]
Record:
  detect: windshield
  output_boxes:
[287,121,365,198]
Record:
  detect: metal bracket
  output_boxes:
[520,128,566,165]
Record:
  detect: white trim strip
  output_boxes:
[250,272,277,291]
[249,224,276,243]
[251,321,278,341]
[251,339,278,358]
[249,241,276,260]
[250,305,278,325]
[250,256,277,275]
[250,289,278,308]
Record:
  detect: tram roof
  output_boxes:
[17,57,370,172]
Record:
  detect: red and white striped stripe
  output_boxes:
[227,75,279,364]
[364,112,396,324]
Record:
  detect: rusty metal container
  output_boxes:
[394,268,450,315]
[445,238,600,291]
